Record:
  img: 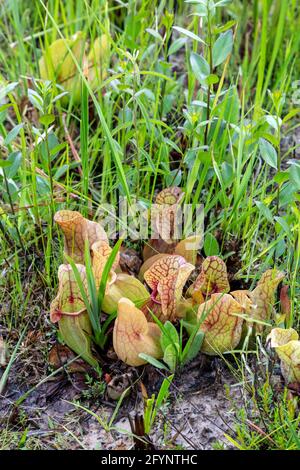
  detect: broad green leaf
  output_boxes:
[215,20,237,34]
[6,151,22,178]
[212,30,233,67]
[163,343,178,371]
[165,169,182,187]
[221,162,234,187]
[183,331,204,364]
[28,88,44,112]
[259,138,278,169]
[275,239,286,258]
[146,28,163,42]
[173,26,206,45]
[0,103,12,115]
[190,52,210,83]
[265,115,282,131]
[0,82,18,102]
[4,123,24,145]
[155,375,174,409]
[138,354,167,370]
[273,171,289,184]
[203,233,220,256]
[54,163,71,180]
[160,321,180,351]
[289,162,300,189]
[283,108,300,123]
[168,37,187,56]
[206,74,219,85]
[39,113,55,126]
[280,182,297,206]
[259,132,278,147]
[274,216,292,237]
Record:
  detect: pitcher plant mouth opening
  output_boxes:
[267,328,300,385]
[54,210,83,225]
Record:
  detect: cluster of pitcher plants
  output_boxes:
[50,188,299,385]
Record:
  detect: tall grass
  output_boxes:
[0,0,299,347]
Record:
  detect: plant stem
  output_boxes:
[159,0,178,119]
[273,113,281,266]
[204,6,213,147]
[2,167,26,253]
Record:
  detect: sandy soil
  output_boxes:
[0,351,243,450]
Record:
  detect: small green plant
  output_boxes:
[82,372,106,401]
[139,319,204,372]
[226,385,300,450]
[144,374,174,434]
[66,239,122,349]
